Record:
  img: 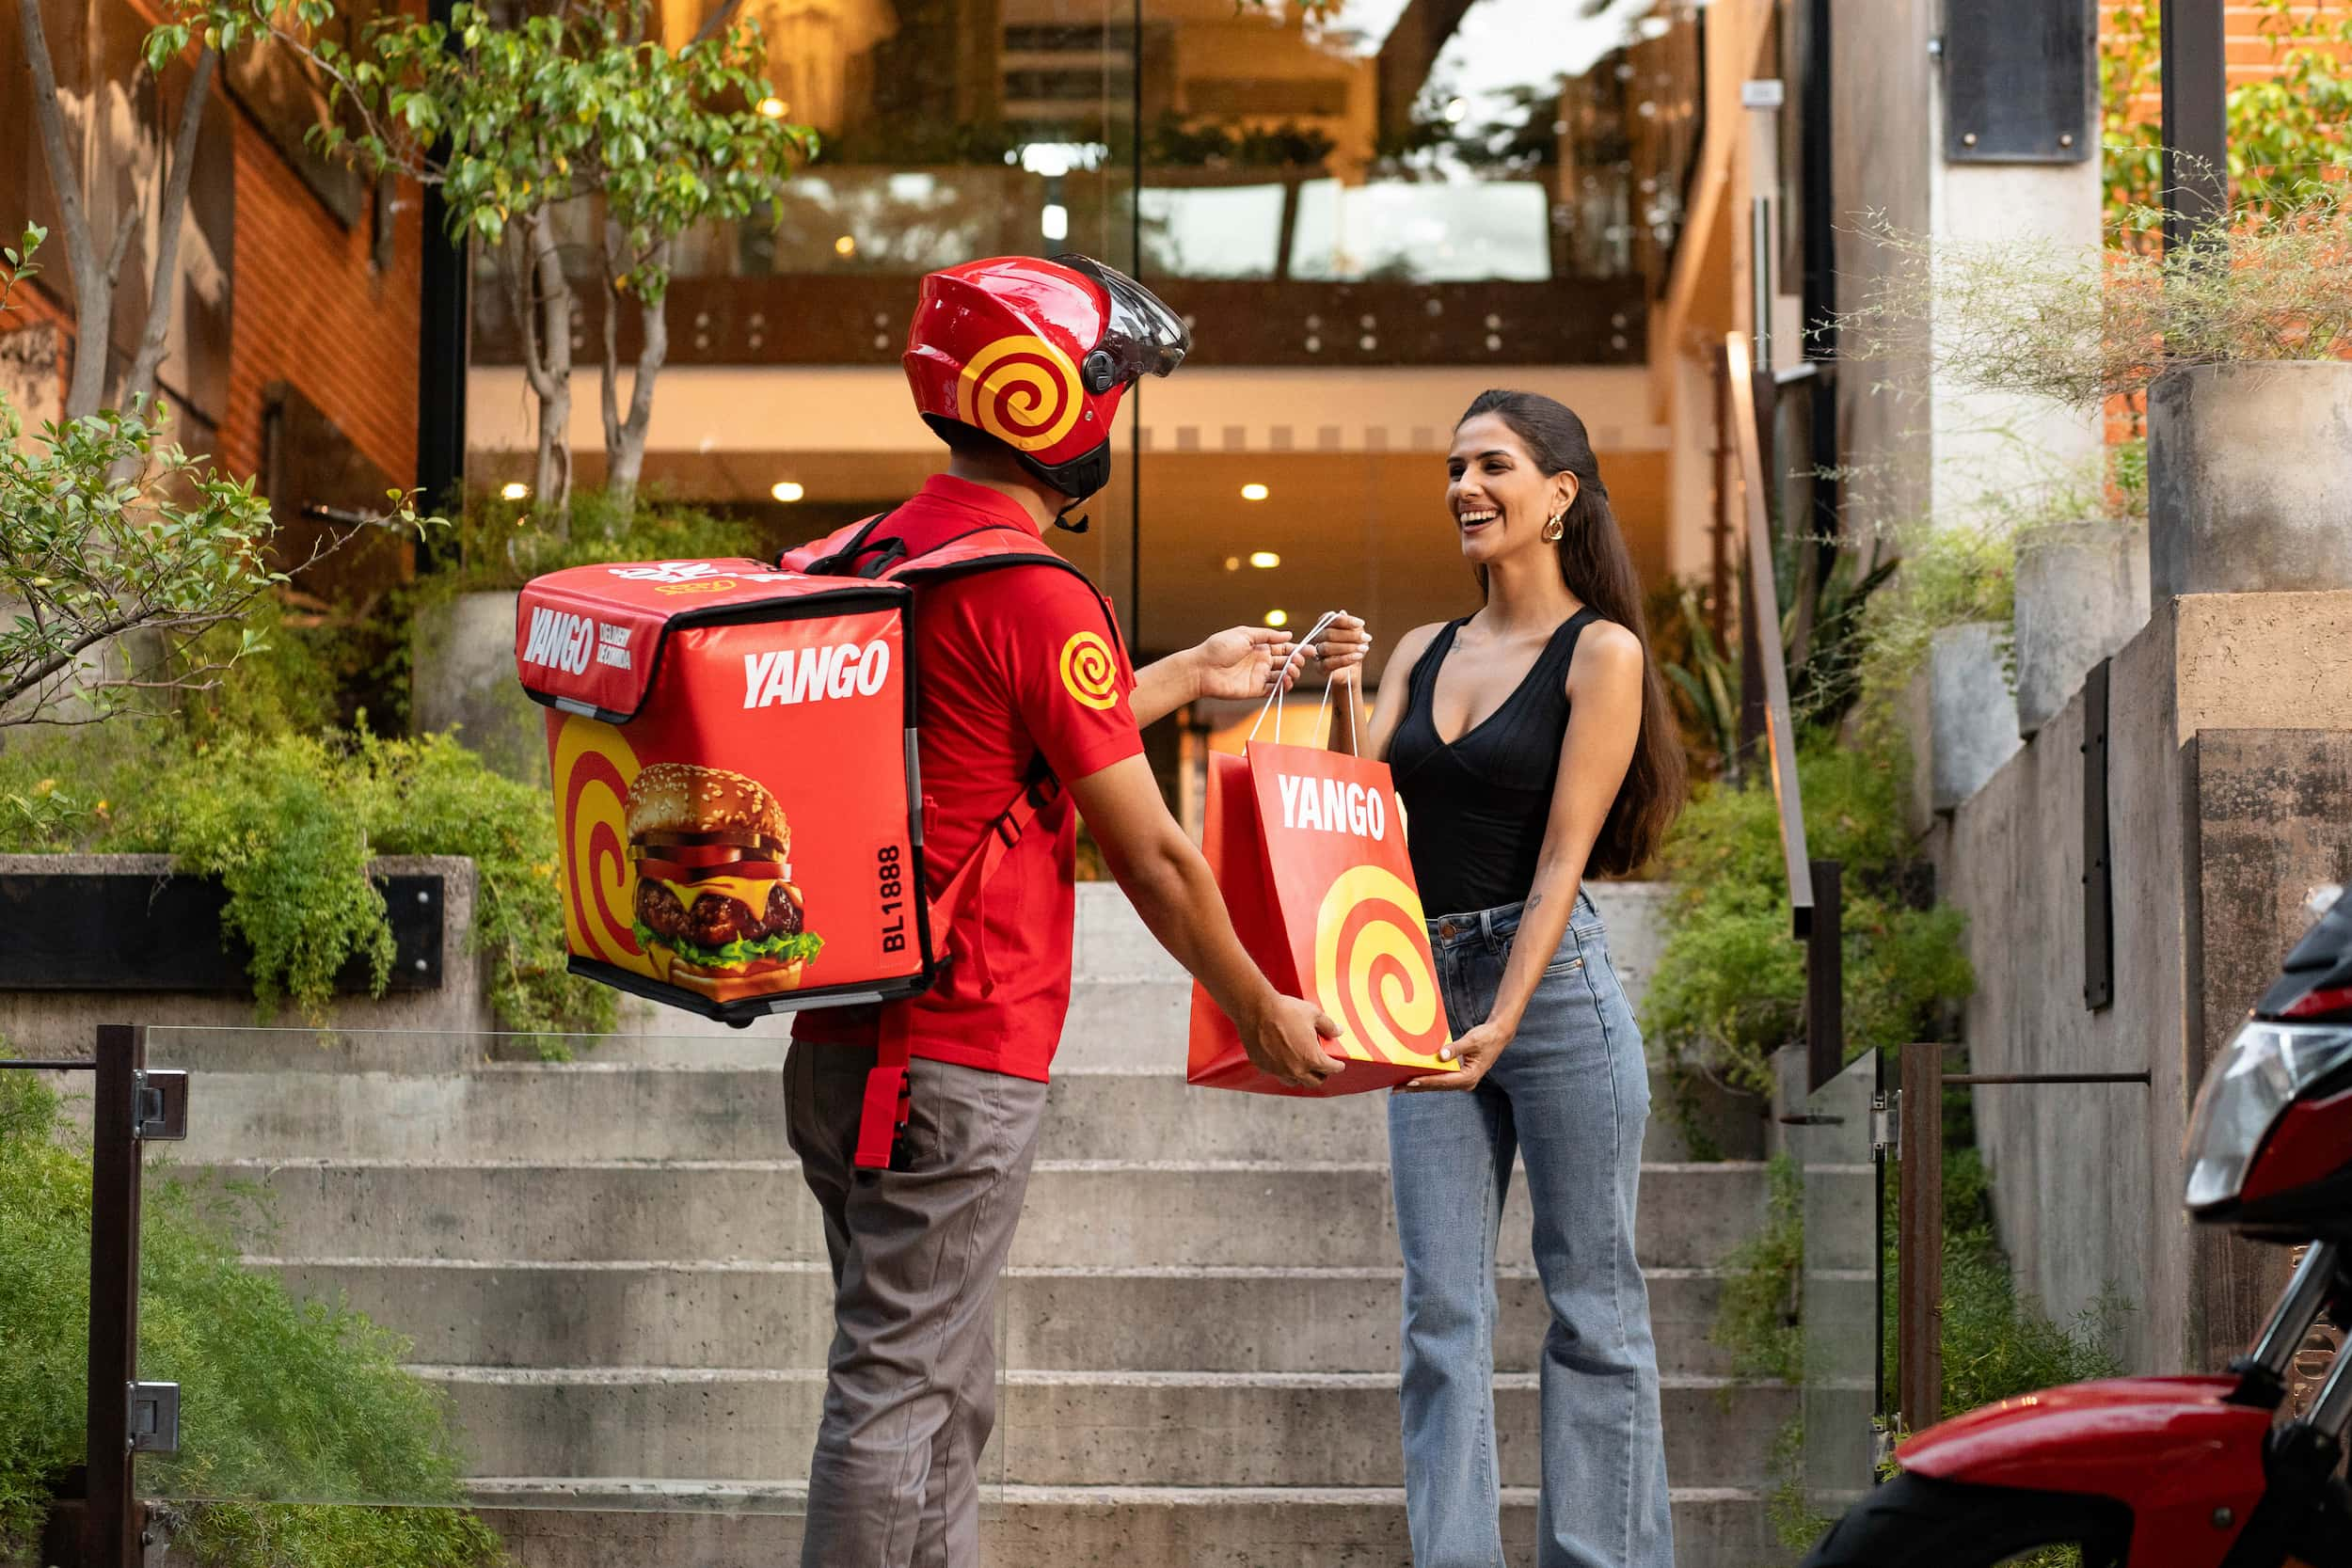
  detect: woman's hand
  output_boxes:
[1309,611,1372,684]
[1396,1017,1514,1093]
[1189,626,1299,701]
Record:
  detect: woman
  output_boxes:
[1327,388,1686,1568]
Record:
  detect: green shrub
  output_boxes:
[431,485,763,595]
[0,1073,504,1566]
[0,727,613,1038]
[1643,736,1974,1104]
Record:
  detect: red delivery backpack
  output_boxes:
[517,510,1119,1167]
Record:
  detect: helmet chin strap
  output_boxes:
[1052,498,1092,533]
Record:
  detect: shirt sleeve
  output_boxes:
[994,567,1146,784]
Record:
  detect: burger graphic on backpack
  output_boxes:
[625,763,823,1001]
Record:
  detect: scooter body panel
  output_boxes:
[1899,1377,2268,1567]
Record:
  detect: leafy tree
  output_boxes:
[178,0,816,520]
[0,231,426,729]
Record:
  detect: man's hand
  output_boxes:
[1308,611,1372,685]
[1244,993,1347,1088]
[1193,625,1299,701]
[1395,1017,1511,1094]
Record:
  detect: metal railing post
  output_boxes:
[1806,860,1844,1092]
[1898,1039,1944,1433]
[85,1023,146,1568]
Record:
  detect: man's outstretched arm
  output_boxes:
[1066,752,1344,1087]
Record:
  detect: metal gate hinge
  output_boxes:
[133,1069,188,1141]
[1872,1090,1899,1156]
[129,1382,180,1453]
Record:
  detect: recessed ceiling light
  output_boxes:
[1241,483,1269,501]
[757,96,788,119]
[500,482,530,501]
[1263,609,1289,628]
[771,481,805,502]
[834,234,857,258]
[1248,550,1280,569]
[1224,556,1241,572]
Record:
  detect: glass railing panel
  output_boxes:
[1799,1049,1883,1521]
[132,1023,898,1541]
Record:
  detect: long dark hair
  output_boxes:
[1458,388,1686,875]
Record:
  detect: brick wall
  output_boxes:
[2106,0,2352,122]
[216,109,421,484]
[0,0,421,488]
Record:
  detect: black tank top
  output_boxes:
[1390,608,1600,915]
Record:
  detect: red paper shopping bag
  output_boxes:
[1187,737,1454,1096]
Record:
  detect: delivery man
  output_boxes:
[784,252,1366,1566]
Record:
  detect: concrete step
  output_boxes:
[463,1481,1775,1568]
[251,1258,1738,1377]
[419,1367,1794,1490]
[178,1158,1765,1272]
[170,1063,1727,1166]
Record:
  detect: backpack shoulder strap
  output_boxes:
[841,521,1107,1171]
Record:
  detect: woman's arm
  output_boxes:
[1331,621,1441,760]
[1399,621,1646,1093]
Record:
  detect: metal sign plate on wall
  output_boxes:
[1942,0,2095,164]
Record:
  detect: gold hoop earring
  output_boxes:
[1542,511,1566,544]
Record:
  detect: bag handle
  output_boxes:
[1313,630,1367,745]
[1248,610,1343,743]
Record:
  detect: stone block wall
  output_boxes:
[1943,592,2352,1373]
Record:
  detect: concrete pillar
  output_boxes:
[2012,521,2152,737]
[1903,620,2022,829]
[411,590,549,785]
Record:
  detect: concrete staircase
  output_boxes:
[162,884,1784,1567]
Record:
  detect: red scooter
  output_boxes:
[1803,888,2352,1566]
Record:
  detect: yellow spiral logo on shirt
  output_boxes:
[957,335,1084,453]
[1313,864,1450,1065]
[553,714,647,973]
[1059,630,1120,710]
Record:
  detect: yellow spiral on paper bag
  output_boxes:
[957,335,1083,453]
[1313,864,1450,1065]
[553,714,645,972]
[1059,630,1120,711]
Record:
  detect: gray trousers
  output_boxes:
[784,1038,1049,1568]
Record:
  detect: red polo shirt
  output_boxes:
[790,474,1144,1081]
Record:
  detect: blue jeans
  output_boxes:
[1390,892,1673,1568]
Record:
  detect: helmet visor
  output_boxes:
[1056,253,1190,384]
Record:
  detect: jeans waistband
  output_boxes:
[1425,890,1597,952]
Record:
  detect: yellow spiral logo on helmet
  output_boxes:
[958,335,1084,453]
[553,715,648,974]
[1059,630,1120,710]
[1313,864,1451,1065]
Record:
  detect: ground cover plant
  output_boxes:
[0,1072,505,1568]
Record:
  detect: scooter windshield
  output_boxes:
[1056,253,1190,386]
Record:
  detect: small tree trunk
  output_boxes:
[509,215,575,529]
[20,0,112,420]
[599,228,668,515]
[118,49,218,419]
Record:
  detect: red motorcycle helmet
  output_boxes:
[903,253,1190,502]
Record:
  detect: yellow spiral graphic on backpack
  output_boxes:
[1059,630,1120,710]
[958,335,1084,453]
[1313,864,1451,1065]
[553,715,648,974]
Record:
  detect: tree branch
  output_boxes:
[507,218,558,403]
[691,0,744,45]
[120,47,219,416]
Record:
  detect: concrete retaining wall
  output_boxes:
[1944,592,2352,1372]
[0,854,493,1069]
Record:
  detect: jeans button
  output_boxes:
[1437,920,1456,940]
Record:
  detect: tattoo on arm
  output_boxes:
[1523,894,1544,913]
